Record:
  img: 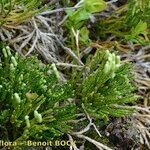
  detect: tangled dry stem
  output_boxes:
[0,4,84,66]
[121,44,150,148]
[69,104,112,150]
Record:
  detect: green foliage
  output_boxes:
[85,0,107,13]
[126,0,150,27]
[65,0,107,54]
[74,50,137,121]
[80,27,91,45]
[0,46,75,144]
[94,0,150,44]
[0,0,49,26]
[125,20,148,43]
[65,0,107,29]
[124,0,150,43]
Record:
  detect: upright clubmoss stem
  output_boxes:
[51,63,60,80]
[2,48,8,58]
[11,56,17,67]
[25,115,30,128]
[14,93,21,104]
[6,46,11,56]
[34,110,42,123]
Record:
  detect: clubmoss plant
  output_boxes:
[74,50,137,121]
[0,45,138,149]
[0,46,76,148]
